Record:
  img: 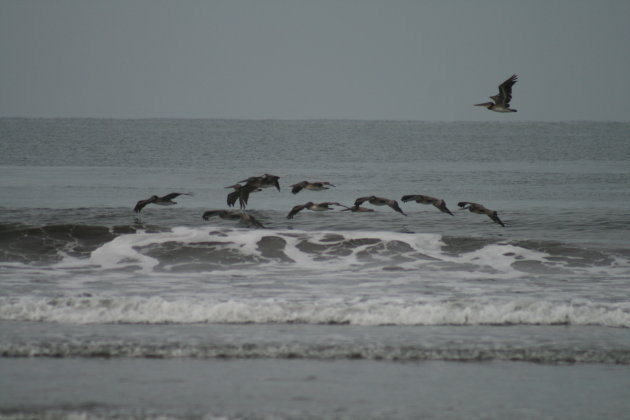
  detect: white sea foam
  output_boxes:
[4,226,627,326]
[87,227,220,272]
[2,295,629,327]
[51,227,554,280]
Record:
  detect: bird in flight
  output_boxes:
[226,173,281,209]
[290,181,335,194]
[133,192,192,213]
[354,196,407,216]
[401,194,454,216]
[457,201,505,227]
[286,201,344,219]
[238,174,281,191]
[474,74,518,113]
[225,183,260,209]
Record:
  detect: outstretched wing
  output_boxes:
[388,200,407,216]
[161,192,191,200]
[313,181,335,188]
[237,188,252,209]
[354,196,371,207]
[491,74,517,107]
[286,204,307,219]
[239,175,261,184]
[489,211,505,227]
[133,197,155,213]
[291,181,306,194]
[226,190,239,207]
[269,176,281,192]
[436,200,454,216]
[227,188,251,208]
[400,195,420,202]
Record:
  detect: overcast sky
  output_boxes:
[1,0,629,121]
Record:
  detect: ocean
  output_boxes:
[1,118,630,419]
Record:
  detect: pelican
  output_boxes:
[290,181,335,194]
[225,183,260,209]
[457,202,505,227]
[474,74,518,112]
[238,174,281,191]
[133,192,192,213]
[354,196,406,216]
[225,173,280,209]
[202,210,265,228]
[401,194,454,216]
[286,201,344,219]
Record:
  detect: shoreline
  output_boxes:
[2,358,630,419]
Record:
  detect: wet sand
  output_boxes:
[2,358,630,419]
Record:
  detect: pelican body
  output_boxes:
[457,201,505,227]
[401,194,454,216]
[354,196,406,216]
[225,183,260,209]
[226,173,280,209]
[133,192,192,213]
[474,74,518,113]
[290,181,335,194]
[286,201,343,219]
[239,174,281,191]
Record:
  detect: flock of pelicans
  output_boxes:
[134,75,519,229]
[133,173,505,229]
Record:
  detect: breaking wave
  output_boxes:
[3,338,629,364]
[2,295,629,327]
[2,223,627,278]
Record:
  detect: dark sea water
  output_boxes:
[1,118,630,419]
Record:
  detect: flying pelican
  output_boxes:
[401,194,454,216]
[354,196,407,216]
[474,74,518,112]
[290,181,335,194]
[225,173,280,209]
[133,192,192,213]
[238,174,281,191]
[202,210,265,228]
[457,202,505,227]
[286,201,344,219]
[225,183,260,209]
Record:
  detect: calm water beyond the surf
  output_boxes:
[1,119,630,419]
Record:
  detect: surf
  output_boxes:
[2,294,630,328]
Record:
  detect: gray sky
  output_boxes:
[1,0,629,121]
